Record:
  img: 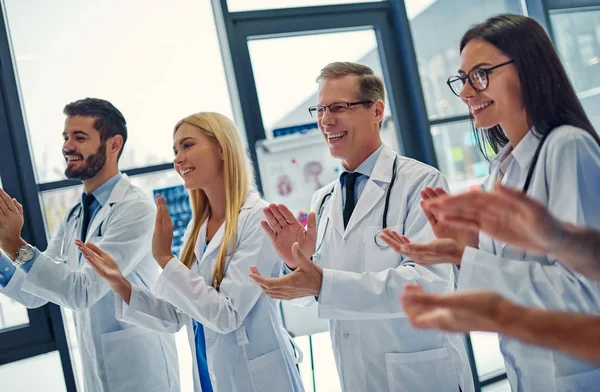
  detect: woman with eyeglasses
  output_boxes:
[382,13,600,391]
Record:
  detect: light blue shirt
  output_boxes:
[339,143,384,207]
[0,173,122,286]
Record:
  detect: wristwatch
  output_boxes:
[12,243,36,267]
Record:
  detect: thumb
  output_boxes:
[291,242,311,268]
[306,212,317,236]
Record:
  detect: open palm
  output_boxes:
[261,204,317,269]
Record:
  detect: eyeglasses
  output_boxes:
[446,60,515,97]
[308,100,373,119]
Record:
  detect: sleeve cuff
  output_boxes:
[20,248,41,273]
[154,257,181,297]
[317,268,335,313]
[0,252,16,287]
[456,246,479,290]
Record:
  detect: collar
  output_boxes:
[339,142,384,183]
[81,172,123,208]
[490,128,539,172]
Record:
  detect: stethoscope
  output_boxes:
[57,204,82,262]
[315,154,398,253]
[58,202,110,262]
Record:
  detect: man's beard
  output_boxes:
[64,143,107,180]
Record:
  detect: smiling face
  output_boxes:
[459,38,523,130]
[173,122,223,190]
[63,115,108,180]
[316,75,384,171]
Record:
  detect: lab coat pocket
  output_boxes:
[364,224,403,272]
[101,327,170,392]
[247,348,294,392]
[385,347,459,392]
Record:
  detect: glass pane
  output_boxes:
[471,332,506,379]
[312,332,341,391]
[0,351,67,392]
[430,120,488,193]
[482,378,511,392]
[227,0,382,12]
[4,0,234,184]
[551,9,600,132]
[294,335,316,392]
[405,0,523,120]
[0,174,31,331]
[0,294,29,331]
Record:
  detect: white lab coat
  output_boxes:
[116,189,304,392]
[0,175,179,392]
[457,126,600,391]
[302,144,474,392]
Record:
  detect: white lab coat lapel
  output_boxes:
[196,189,261,264]
[329,180,345,237]
[343,147,393,236]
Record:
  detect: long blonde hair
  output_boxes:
[175,112,252,288]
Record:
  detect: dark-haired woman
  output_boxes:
[382,13,600,391]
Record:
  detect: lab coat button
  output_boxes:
[348,380,355,388]
[343,331,350,339]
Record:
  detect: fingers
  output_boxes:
[420,200,438,226]
[411,309,455,331]
[263,206,282,231]
[432,188,449,198]
[268,204,289,229]
[305,212,317,237]
[0,188,14,215]
[84,242,108,257]
[155,194,173,231]
[249,272,289,291]
[260,221,277,242]
[438,213,481,233]
[12,198,23,216]
[420,187,438,201]
[278,204,300,226]
[380,229,410,253]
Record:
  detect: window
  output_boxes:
[550,8,600,131]
[4,0,234,184]
[227,0,382,12]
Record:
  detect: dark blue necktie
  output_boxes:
[343,172,361,228]
[81,193,96,241]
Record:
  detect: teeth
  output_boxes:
[471,101,492,111]
[66,156,81,161]
[328,132,345,140]
[181,168,195,175]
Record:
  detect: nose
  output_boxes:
[319,107,335,128]
[63,137,76,154]
[174,150,185,167]
[459,80,476,101]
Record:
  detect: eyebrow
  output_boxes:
[62,130,89,138]
[173,136,195,151]
[458,62,493,73]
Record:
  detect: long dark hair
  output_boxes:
[460,14,600,159]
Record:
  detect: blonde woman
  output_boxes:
[77,112,304,392]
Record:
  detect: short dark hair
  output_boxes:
[63,98,128,159]
[460,14,600,158]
